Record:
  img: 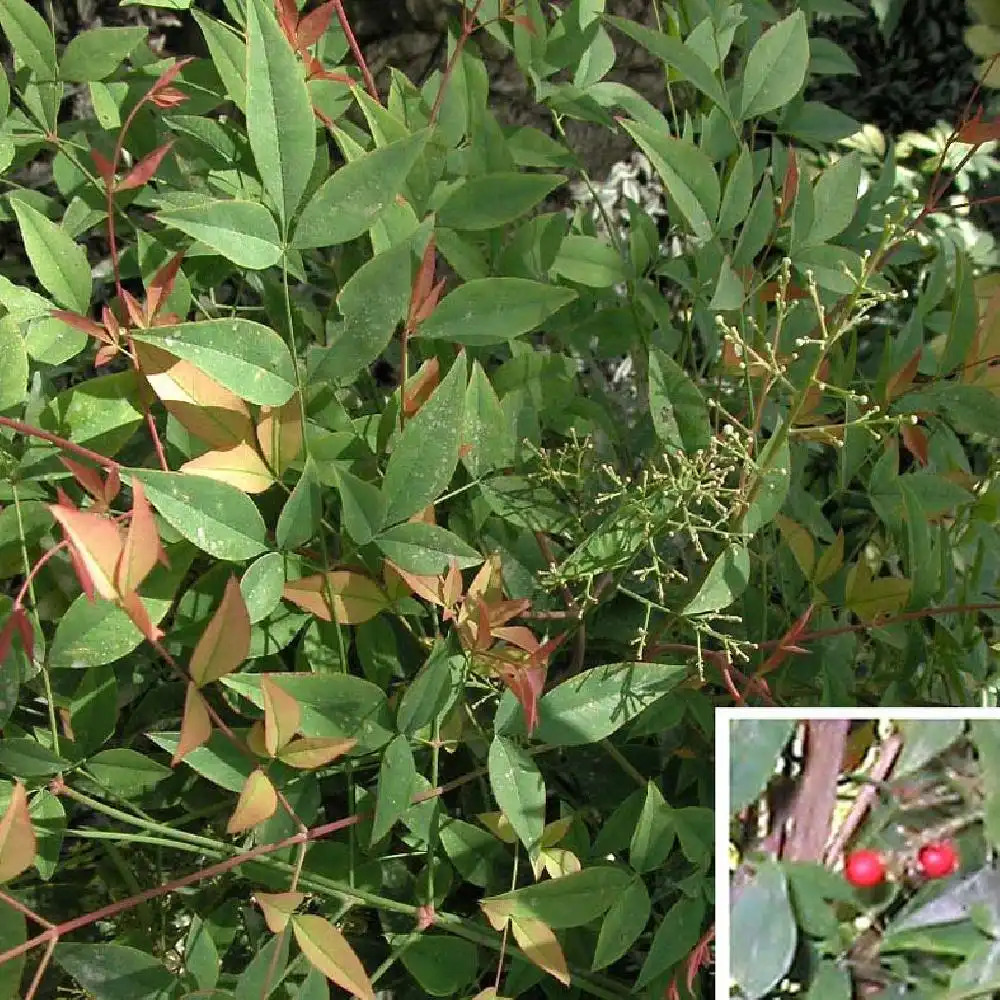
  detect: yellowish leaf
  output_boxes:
[813,529,844,586]
[478,811,518,844]
[510,915,570,986]
[0,781,35,883]
[257,394,303,475]
[846,562,911,624]
[776,514,815,580]
[227,768,278,834]
[277,736,357,769]
[255,891,304,933]
[136,340,256,449]
[282,571,389,624]
[180,441,275,494]
[292,913,376,1000]
[190,575,251,686]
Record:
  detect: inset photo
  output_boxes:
[717,708,1000,1000]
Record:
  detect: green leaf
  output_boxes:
[592,875,651,971]
[636,895,707,989]
[899,479,937,610]
[0,739,70,777]
[381,351,466,525]
[156,199,282,269]
[292,130,429,249]
[70,663,117,756]
[59,26,147,82]
[0,320,28,410]
[708,256,745,310]
[740,10,810,119]
[240,552,285,624]
[498,662,687,746]
[729,719,797,813]
[129,469,268,561]
[648,346,712,455]
[462,360,514,477]
[374,522,482,576]
[437,172,565,230]
[484,866,630,928]
[807,152,862,245]
[311,236,415,385]
[371,733,419,844]
[740,432,791,537]
[806,961,851,1000]
[244,0,315,227]
[0,901,26,999]
[629,781,675,873]
[488,735,546,856]
[332,466,387,548]
[88,749,172,797]
[10,198,91,312]
[617,120,719,241]
[718,145,754,234]
[397,641,459,736]
[733,174,774,271]
[55,943,179,1000]
[604,15,729,115]
[730,862,797,999]
[683,541,751,615]
[131,319,296,406]
[417,278,577,346]
[550,234,629,287]
[220,673,393,755]
[147,730,254,791]
[0,0,58,79]
[276,458,323,551]
[192,9,246,111]
[399,936,478,997]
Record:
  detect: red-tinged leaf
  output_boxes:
[95,343,119,367]
[146,251,186,320]
[0,781,35,883]
[758,603,814,676]
[780,146,798,219]
[120,288,146,328]
[91,149,116,186]
[492,660,546,737]
[957,112,1000,145]
[442,557,462,608]
[381,560,448,609]
[0,613,19,665]
[149,55,195,95]
[117,141,174,192]
[119,588,165,643]
[150,86,187,109]
[173,683,213,765]
[901,422,929,466]
[411,277,447,328]
[291,914,377,1000]
[275,0,300,46]
[49,504,123,601]
[758,281,809,302]
[297,0,335,49]
[403,357,440,417]
[60,457,110,508]
[51,309,109,342]
[105,465,122,505]
[13,607,34,664]
[262,675,300,757]
[116,479,167,593]
[509,915,570,986]
[189,575,251,686]
[416,904,436,930]
[492,626,540,653]
[226,768,278,834]
[256,891,305,933]
[408,233,437,328]
[309,67,354,85]
[886,349,921,402]
[101,305,121,341]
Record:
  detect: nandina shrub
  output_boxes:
[0,1,997,998]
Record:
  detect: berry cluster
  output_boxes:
[843,840,959,889]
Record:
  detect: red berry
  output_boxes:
[844,849,887,888]
[917,841,959,879]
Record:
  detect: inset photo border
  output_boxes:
[717,707,1000,1000]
